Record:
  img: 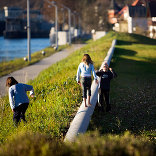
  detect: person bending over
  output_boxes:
[6,77,34,126]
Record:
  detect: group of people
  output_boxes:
[76,54,117,111]
[6,54,117,125]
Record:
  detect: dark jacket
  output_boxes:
[96,69,117,91]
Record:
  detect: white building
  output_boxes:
[110,0,156,38]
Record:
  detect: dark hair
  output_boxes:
[82,54,93,65]
[6,77,18,87]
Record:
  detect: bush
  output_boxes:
[0,131,155,156]
[70,131,155,156]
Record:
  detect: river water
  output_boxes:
[0,37,50,62]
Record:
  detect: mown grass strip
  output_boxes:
[89,32,156,142]
[0,45,68,77]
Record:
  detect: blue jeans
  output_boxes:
[81,77,92,98]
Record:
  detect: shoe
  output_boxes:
[106,106,111,112]
[97,102,101,107]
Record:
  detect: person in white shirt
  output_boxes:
[76,54,98,107]
[6,77,34,125]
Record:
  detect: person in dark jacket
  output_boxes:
[96,63,117,112]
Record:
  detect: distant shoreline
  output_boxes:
[0,37,50,62]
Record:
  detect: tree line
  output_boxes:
[0,0,134,32]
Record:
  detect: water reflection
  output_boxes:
[0,37,50,62]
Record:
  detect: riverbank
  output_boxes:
[0,44,68,77]
[0,37,51,62]
[0,44,84,97]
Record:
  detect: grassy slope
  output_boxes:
[0,32,155,155]
[0,32,114,143]
[89,32,156,142]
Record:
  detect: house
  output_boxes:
[108,0,156,38]
[3,7,24,38]
[148,0,156,38]
[108,0,121,24]
[0,9,5,36]
[3,6,53,38]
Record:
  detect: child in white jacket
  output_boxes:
[76,54,98,107]
[6,77,34,125]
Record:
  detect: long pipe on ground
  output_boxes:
[64,39,117,142]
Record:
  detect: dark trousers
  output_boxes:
[81,77,91,98]
[13,103,29,125]
[98,89,111,112]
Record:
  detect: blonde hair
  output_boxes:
[82,54,93,65]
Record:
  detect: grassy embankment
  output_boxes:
[0,32,155,155]
[0,33,112,142]
[89,33,156,141]
[0,45,68,77]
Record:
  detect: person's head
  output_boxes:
[103,62,109,71]
[82,54,93,65]
[6,77,18,87]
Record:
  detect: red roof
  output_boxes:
[132,0,140,6]
[117,0,147,17]
[115,0,156,19]
[117,6,128,18]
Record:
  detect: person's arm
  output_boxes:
[29,89,35,97]
[76,64,81,84]
[96,70,102,77]
[109,68,117,78]
[92,65,98,84]
[8,88,15,111]
[23,84,35,97]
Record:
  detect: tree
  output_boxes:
[0,0,135,32]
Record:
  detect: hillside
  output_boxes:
[0,0,134,10]
[0,31,156,155]
[89,33,156,139]
[0,0,43,10]
[0,0,134,31]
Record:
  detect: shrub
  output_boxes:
[0,131,155,156]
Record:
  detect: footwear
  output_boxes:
[106,106,111,112]
[97,102,101,107]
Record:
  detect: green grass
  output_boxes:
[0,32,155,155]
[0,32,114,143]
[0,131,155,156]
[89,32,156,142]
[0,45,68,77]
